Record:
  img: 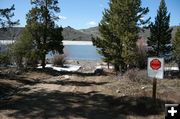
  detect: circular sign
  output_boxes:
[150,59,161,70]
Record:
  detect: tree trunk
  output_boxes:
[114,64,120,75]
[41,54,46,69]
[107,62,109,69]
[121,64,127,73]
[114,64,119,71]
[15,56,23,69]
[41,0,48,70]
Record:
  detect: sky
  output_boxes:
[0,0,180,29]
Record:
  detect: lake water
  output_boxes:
[64,45,102,60]
[0,40,102,60]
[47,41,102,60]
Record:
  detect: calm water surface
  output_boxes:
[47,45,102,60]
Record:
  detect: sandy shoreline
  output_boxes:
[66,60,105,72]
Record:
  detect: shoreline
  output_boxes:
[62,41,93,45]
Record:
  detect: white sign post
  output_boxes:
[147,57,164,101]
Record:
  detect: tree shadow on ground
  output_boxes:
[0,83,18,100]
[0,90,173,119]
[43,80,108,87]
[0,72,19,80]
[33,68,105,77]
[0,75,41,86]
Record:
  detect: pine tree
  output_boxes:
[92,10,116,70]
[147,0,172,58]
[26,0,64,69]
[93,0,149,72]
[11,28,37,68]
[173,26,180,70]
[0,5,19,28]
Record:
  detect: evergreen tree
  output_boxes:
[92,10,115,70]
[11,28,38,68]
[93,0,149,72]
[0,5,19,28]
[173,26,180,70]
[26,0,64,68]
[147,0,172,57]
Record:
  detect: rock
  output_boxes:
[64,75,70,79]
[141,86,146,90]
[116,89,121,93]
[15,70,21,75]
[94,68,103,76]
[59,75,70,80]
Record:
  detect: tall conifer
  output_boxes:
[26,0,64,68]
[93,0,149,72]
[147,0,172,57]
[173,26,180,70]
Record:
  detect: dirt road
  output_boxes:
[0,71,179,119]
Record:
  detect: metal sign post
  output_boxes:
[152,77,157,101]
[148,58,164,101]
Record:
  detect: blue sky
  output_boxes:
[0,0,179,29]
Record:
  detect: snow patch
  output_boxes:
[37,64,81,72]
[164,67,179,71]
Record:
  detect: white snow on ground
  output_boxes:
[96,65,114,69]
[164,67,179,71]
[62,41,93,45]
[37,64,81,72]
[0,40,15,45]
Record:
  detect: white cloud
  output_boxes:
[87,21,97,26]
[59,15,67,20]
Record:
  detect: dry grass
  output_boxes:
[123,69,152,84]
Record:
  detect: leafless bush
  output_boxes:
[52,54,66,67]
[124,69,151,84]
[136,37,148,69]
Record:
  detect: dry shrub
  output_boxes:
[124,69,152,84]
[52,54,66,67]
[136,38,147,69]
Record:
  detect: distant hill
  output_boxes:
[0,26,179,41]
[62,26,94,41]
[0,26,94,41]
[0,27,23,40]
[83,26,178,41]
[79,26,100,38]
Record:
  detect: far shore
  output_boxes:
[0,40,93,45]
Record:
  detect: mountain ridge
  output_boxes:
[0,26,178,41]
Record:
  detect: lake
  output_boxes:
[47,41,102,60]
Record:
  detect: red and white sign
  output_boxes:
[150,59,161,70]
[148,58,164,79]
